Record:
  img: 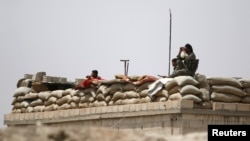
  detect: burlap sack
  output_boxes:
[27,106,34,113]
[136,82,151,92]
[96,85,109,95]
[168,93,182,101]
[16,96,25,102]
[164,79,178,91]
[207,77,242,88]
[211,92,241,102]
[44,96,57,106]
[182,94,202,103]
[56,95,71,106]
[44,104,58,111]
[80,94,95,103]
[199,88,210,102]
[79,102,90,108]
[125,91,140,99]
[168,86,179,95]
[13,87,32,97]
[107,83,124,95]
[33,105,45,112]
[96,93,105,101]
[211,85,246,97]
[111,91,126,101]
[121,98,140,105]
[92,100,107,107]
[153,96,167,102]
[70,102,78,109]
[174,76,199,86]
[241,96,250,103]
[23,92,38,100]
[30,99,44,107]
[71,96,80,103]
[124,83,136,91]
[180,85,201,95]
[105,95,112,103]
[38,91,51,100]
[140,96,151,103]
[194,73,210,89]
[155,89,169,98]
[238,79,250,88]
[58,103,71,110]
[140,89,149,97]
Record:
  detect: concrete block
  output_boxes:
[171,100,180,109]
[19,113,24,120]
[95,107,102,114]
[48,111,53,119]
[38,112,44,119]
[153,102,160,110]
[223,103,237,111]
[63,110,70,117]
[79,108,90,115]
[129,104,136,112]
[34,112,39,119]
[14,113,20,121]
[106,106,113,113]
[135,104,142,111]
[213,102,224,111]
[90,107,96,114]
[147,103,154,110]
[141,103,148,111]
[43,112,49,119]
[189,120,203,129]
[123,105,130,112]
[4,114,10,121]
[118,105,124,112]
[74,109,80,116]
[101,107,107,113]
[58,110,64,117]
[165,100,172,109]
[112,106,118,112]
[53,111,59,118]
[236,103,250,112]
[180,100,193,109]
[69,109,75,116]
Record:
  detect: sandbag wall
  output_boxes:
[11,74,250,113]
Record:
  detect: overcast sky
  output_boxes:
[1,0,250,128]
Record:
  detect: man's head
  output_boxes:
[184,43,193,54]
[91,70,98,78]
[171,58,178,67]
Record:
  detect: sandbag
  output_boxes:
[51,90,63,98]
[168,86,179,95]
[153,96,167,102]
[140,96,151,103]
[80,94,95,103]
[211,92,241,102]
[211,85,246,97]
[44,96,57,106]
[96,93,105,101]
[38,91,51,100]
[123,83,136,91]
[155,89,169,98]
[199,88,210,102]
[13,87,32,97]
[56,95,71,106]
[107,83,124,95]
[111,91,126,101]
[238,79,250,88]
[174,76,199,86]
[207,77,242,88]
[182,94,202,103]
[92,100,107,107]
[194,73,210,89]
[180,85,201,95]
[168,93,182,101]
[140,89,149,97]
[241,96,250,103]
[30,99,43,107]
[125,91,140,99]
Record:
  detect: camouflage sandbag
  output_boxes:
[211,92,241,102]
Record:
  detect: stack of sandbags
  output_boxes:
[207,77,246,103]
[77,87,97,108]
[137,82,153,103]
[12,87,33,113]
[166,76,202,108]
[238,79,250,103]
[194,73,212,108]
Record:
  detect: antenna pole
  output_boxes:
[168,9,172,76]
[120,59,129,76]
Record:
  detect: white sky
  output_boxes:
[1,0,250,128]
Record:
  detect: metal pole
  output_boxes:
[168,9,172,76]
[120,59,129,76]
